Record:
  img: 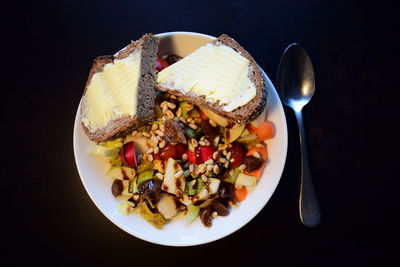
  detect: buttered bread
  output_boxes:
[80,33,159,142]
[156,34,267,124]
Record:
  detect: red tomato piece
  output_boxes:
[160,143,178,160]
[198,146,215,163]
[229,142,247,168]
[187,147,200,164]
[156,58,169,71]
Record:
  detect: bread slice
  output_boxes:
[80,33,159,142]
[156,34,267,124]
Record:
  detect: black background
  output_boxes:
[6,0,397,266]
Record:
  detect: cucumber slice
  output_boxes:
[236,173,257,187]
[186,205,200,223]
[137,170,154,186]
[223,168,240,184]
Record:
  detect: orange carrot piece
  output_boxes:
[234,186,248,202]
[198,109,209,121]
[244,146,268,180]
[246,123,258,134]
[256,121,275,140]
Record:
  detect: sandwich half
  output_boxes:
[156,34,267,124]
[80,33,159,142]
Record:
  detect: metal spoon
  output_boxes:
[277,43,321,227]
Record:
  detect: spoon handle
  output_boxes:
[294,110,321,227]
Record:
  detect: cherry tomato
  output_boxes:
[229,142,247,168]
[187,146,200,164]
[153,152,162,160]
[160,143,178,160]
[175,143,186,159]
[120,142,137,167]
[198,146,215,163]
[156,58,169,71]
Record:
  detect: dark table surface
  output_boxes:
[6,0,397,266]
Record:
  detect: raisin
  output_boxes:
[111,179,123,197]
[244,155,263,172]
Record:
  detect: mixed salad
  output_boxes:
[90,56,275,229]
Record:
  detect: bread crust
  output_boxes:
[156,34,268,124]
[80,33,159,143]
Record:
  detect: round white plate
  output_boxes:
[73,31,288,246]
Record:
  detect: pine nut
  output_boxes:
[189,145,195,152]
[191,138,198,147]
[176,107,182,118]
[184,170,191,177]
[131,130,138,136]
[224,161,229,168]
[207,164,213,171]
[204,159,214,165]
[159,124,165,132]
[182,153,188,161]
[198,164,206,174]
[226,151,232,160]
[162,105,169,114]
[151,124,158,131]
[136,132,143,138]
[142,132,150,138]
[212,211,218,218]
[151,135,159,144]
[212,151,219,160]
[179,117,187,123]
[213,165,220,174]
[166,110,174,120]
[209,119,217,127]
[174,170,183,178]
[239,164,246,171]
[147,154,154,161]
[156,173,164,180]
[253,151,261,158]
[160,101,168,109]
[189,123,197,129]
[154,146,159,154]
[159,140,166,148]
[199,140,206,146]
[219,157,227,163]
[147,147,154,154]
[201,174,208,182]
[167,102,176,109]
[189,164,195,173]
[155,130,164,137]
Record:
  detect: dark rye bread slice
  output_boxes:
[156,34,268,124]
[80,33,159,142]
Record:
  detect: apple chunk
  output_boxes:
[162,158,185,195]
[199,107,230,127]
[156,193,178,219]
[224,124,245,144]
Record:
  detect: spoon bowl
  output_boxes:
[277,44,315,111]
[277,43,321,227]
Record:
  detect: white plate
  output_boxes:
[73,32,288,246]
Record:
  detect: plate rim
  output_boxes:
[73,31,288,246]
